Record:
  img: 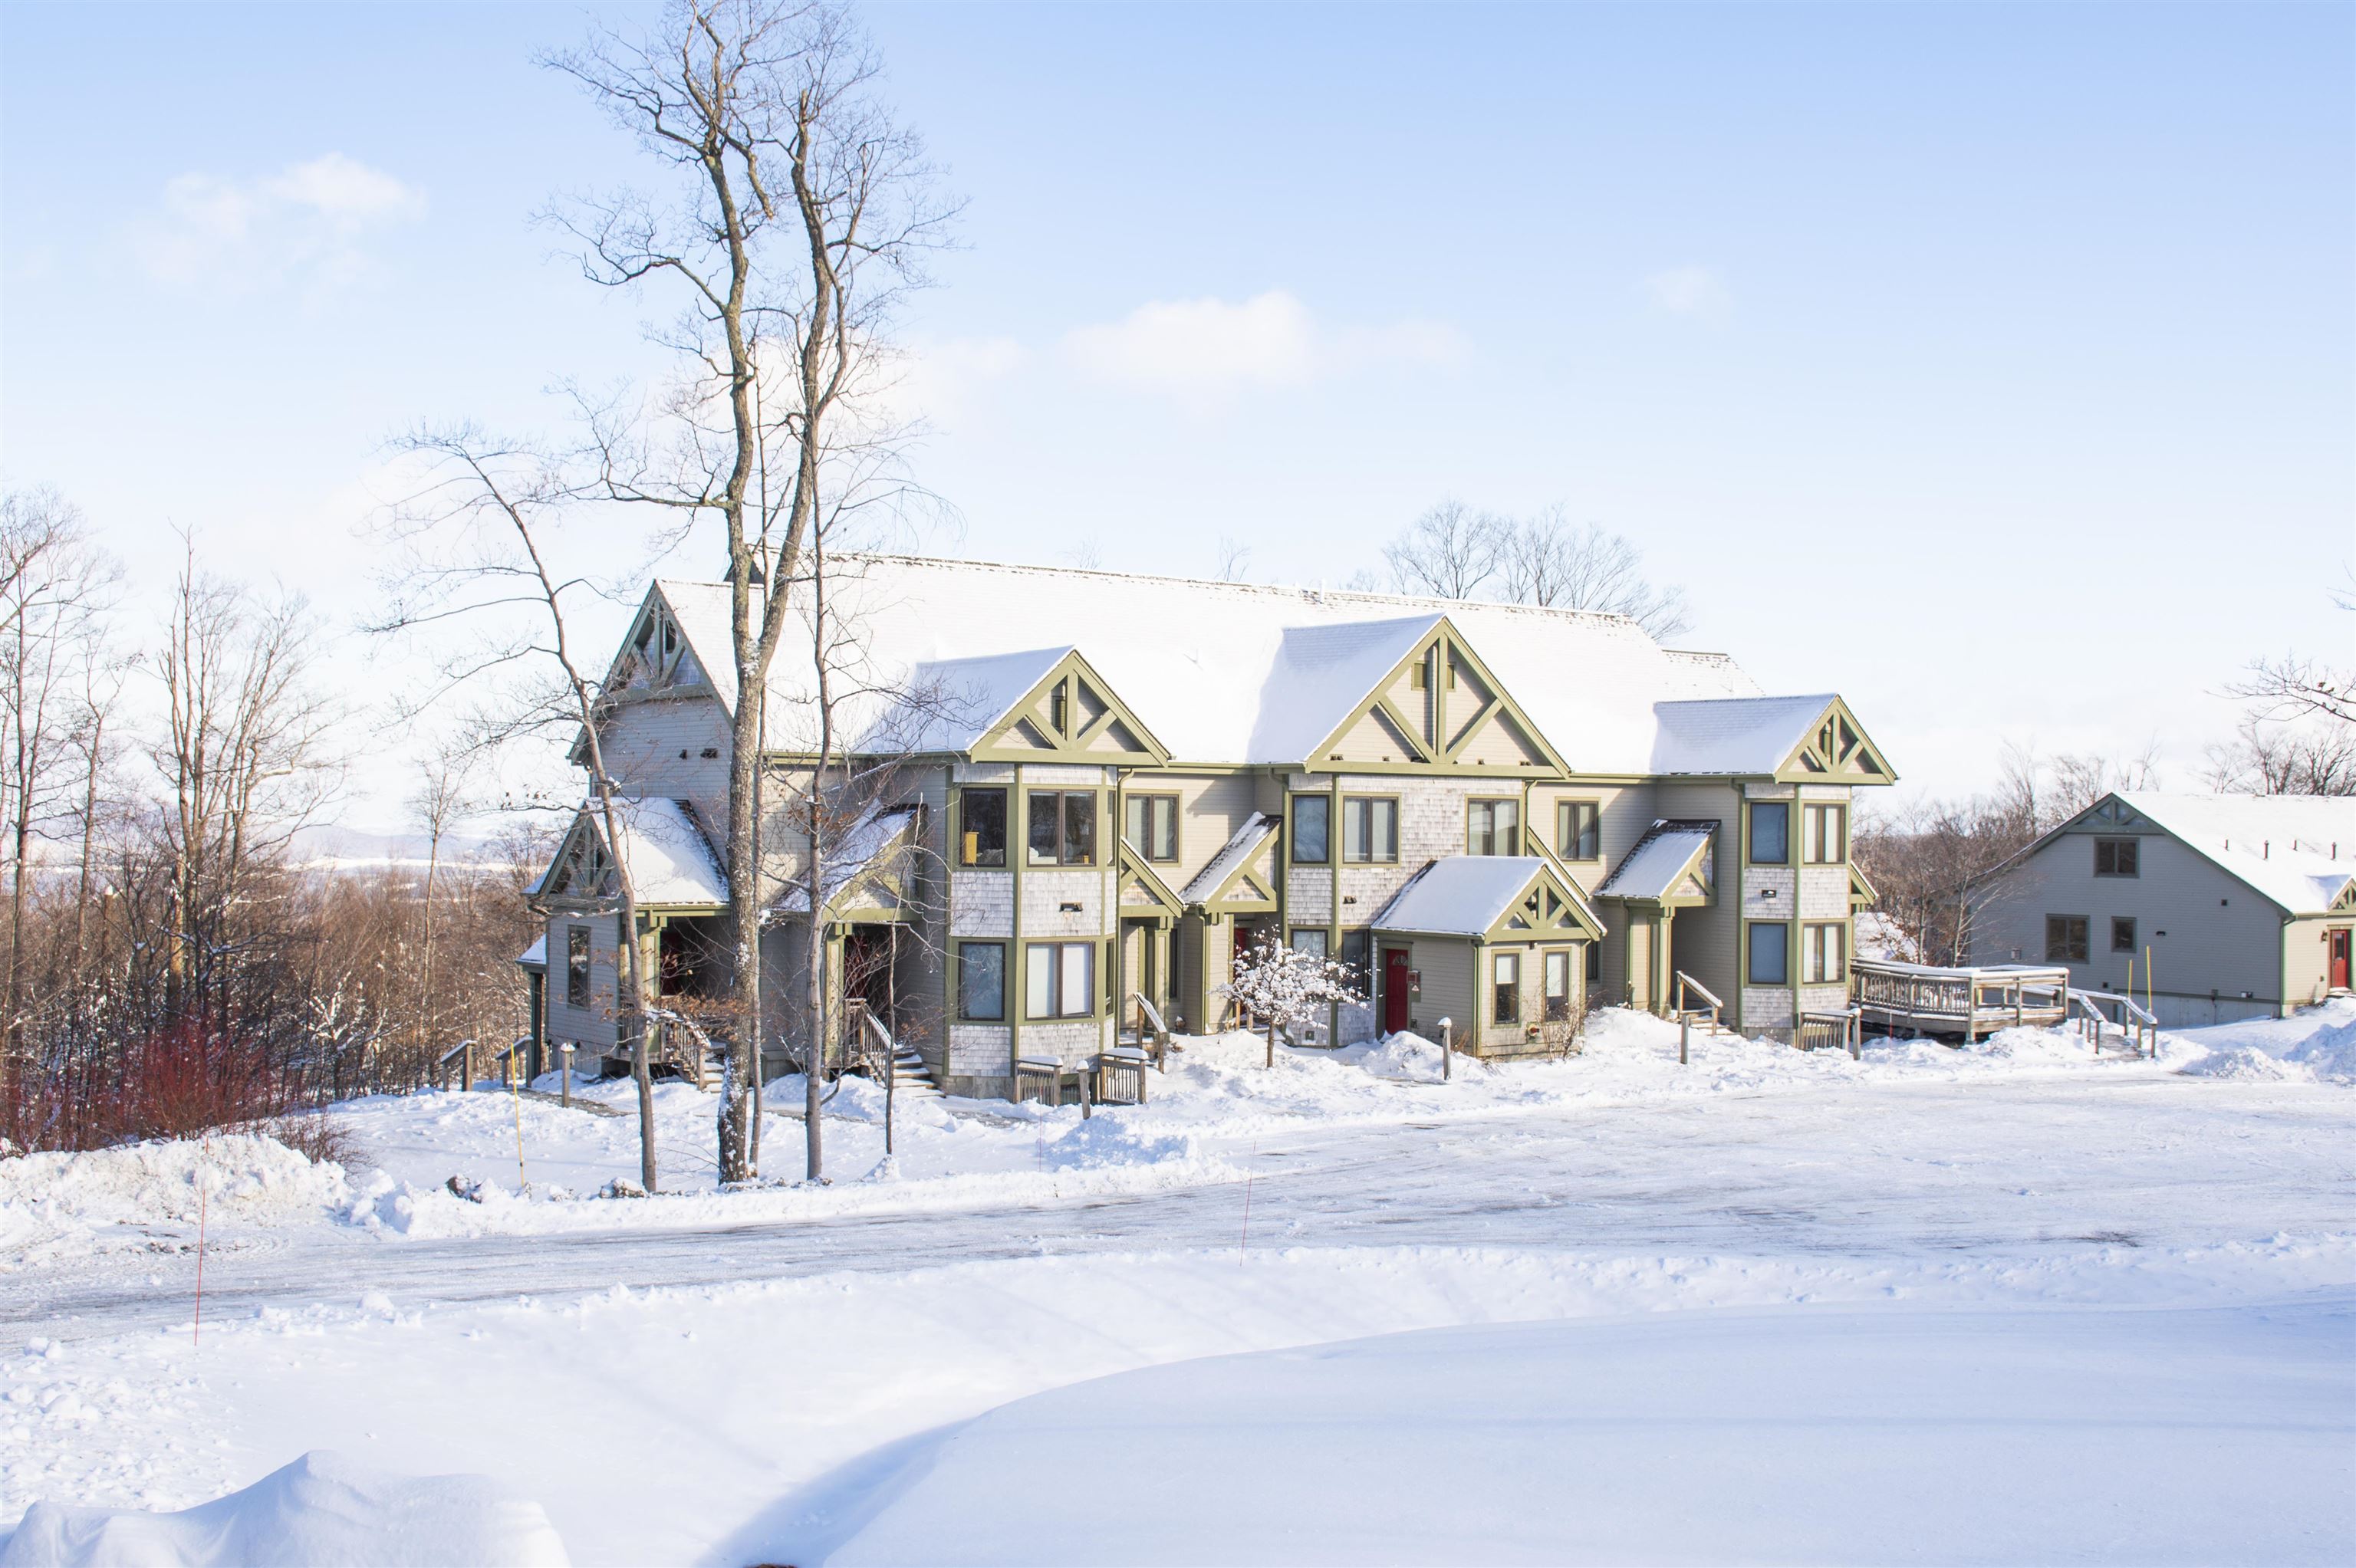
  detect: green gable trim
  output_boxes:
[1483,863,1605,944]
[1301,617,1568,776]
[1117,843,1188,919]
[1772,696,1896,785]
[967,649,1172,767]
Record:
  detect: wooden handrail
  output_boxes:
[1672,971,1723,1014]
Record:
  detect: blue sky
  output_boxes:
[4,2,2350,819]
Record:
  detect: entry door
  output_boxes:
[1384,948,1412,1035]
[2333,929,2351,991]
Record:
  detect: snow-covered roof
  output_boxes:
[1181,814,1279,905]
[1649,695,1834,776]
[648,556,1804,774]
[531,797,729,909]
[769,804,921,915]
[1597,821,1718,900]
[860,647,1073,754]
[2113,793,2355,915]
[515,935,547,969]
[1373,856,1551,936]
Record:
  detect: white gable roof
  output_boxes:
[1597,821,1717,900]
[531,797,729,909]
[870,647,1073,754]
[1181,814,1279,905]
[2114,793,2355,915]
[1374,856,1551,936]
[647,555,1854,774]
[1650,695,1834,775]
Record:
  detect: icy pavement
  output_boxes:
[2,1007,2352,1564]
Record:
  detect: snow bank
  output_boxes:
[817,1297,2356,1566]
[0,1450,569,1567]
[0,1136,351,1267]
[2175,998,2356,1085]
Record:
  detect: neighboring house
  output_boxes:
[524,555,1896,1098]
[1970,791,2356,1027]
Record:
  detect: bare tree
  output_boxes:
[1382,500,1505,600]
[546,0,953,1183]
[151,538,341,1042]
[407,744,479,1073]
[759,541,955,1181]
[376,430,663,1190]
[1493,506,1690,639]
[0,491,117,1074]
[1213,536,1252,583]
[2204,715,2356,796]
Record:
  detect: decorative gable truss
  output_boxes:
[1772,698,1894,784]
[532,812,619,908]
[1595,820,1717,909]
[1849,863,1878,911]
[610,590,712,700]
[1180,813,1281,915]
[2331,880,2356,915]
[967,650,1170,766]
[2079,796,2153,832]
[1311,619,1565,775]
[1486,863,1606,944]
[1117,843,1189,922]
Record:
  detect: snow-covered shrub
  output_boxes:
[1219,936,1366,1067]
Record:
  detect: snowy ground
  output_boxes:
[2,1004,2352,1565]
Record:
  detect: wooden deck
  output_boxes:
[1852,958,2071,1042]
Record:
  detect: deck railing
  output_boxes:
[2067,988,2159,1058]
[1851,959,2071,1041]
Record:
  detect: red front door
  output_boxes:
[2331,929,2351,991]
[1384,948,1411,1035]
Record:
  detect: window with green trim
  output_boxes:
[1124,794,1178,862]
[1492,950,1520,1024]
[1749,801,1789,866]
[959,787,1007,867]
[1467,798,1520,856]
[1291,795,1330,866]
[1343,797,1398,863]
[1025,941,1096,1018]
[956,942,1006,1021]
[1027,791,1097,866]
[1558,800,1600,861]
[1747,921,1789,985]
[1803,922,1846,984]
[1802,804,1846,865]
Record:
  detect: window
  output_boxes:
[1804,922,1847,985]
[1343,797,1399,863]
[1492,951,1521,1024]
[956,942,1006,1021]
[2111,916,2137,955]
[1584,938,1601,982]
[959,787,1007,868]
[1339,929,1370,988]
[1025,941,1096,1018]
[2094,837,2140,877]
[1026,791,1097,866]
[565,925,591,1009]
[1749,801,1790,866]
[1468,798,1520,856]
[1291,795,1330,866]
[1802,804,1846,865]
[1748,921,1790,986]
[1290,928,1329,958]
[1124,794,1178,863]
[1558,800,1601,861]
[1542,949,1572,1021]
[2046,915,2090,963]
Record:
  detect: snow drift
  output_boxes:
[0,1450,568,1567]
